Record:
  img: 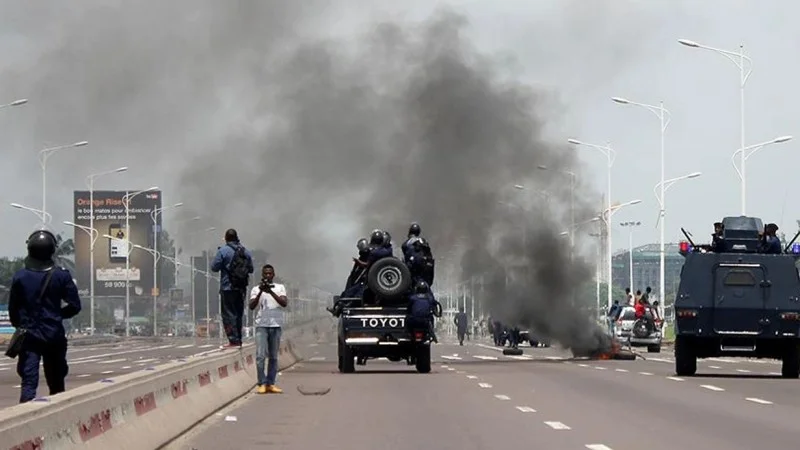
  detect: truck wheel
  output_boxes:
[339,340,355,373]
[674,336,696,376]
[415,345,431,373]
[781,344,800,378]
[367,258,412,299]
[647,344,661,353]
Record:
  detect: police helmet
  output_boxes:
[414,280,430,294]
[382,230,392,247]
[356,238,369,253]
[369,229,385,246]
[408,222,421,237]
[27,229,57,261]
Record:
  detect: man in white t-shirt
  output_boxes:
[248,264,288,394]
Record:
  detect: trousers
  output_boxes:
[16,336,69,403]
[255,327,282,386]
[220,290,245,345]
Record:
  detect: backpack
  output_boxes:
[226,244,250,290]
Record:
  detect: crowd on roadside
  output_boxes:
[606,286,662,336]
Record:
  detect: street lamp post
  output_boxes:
[85,167,128,336]
[619,221,642,292]
[731,136,792,212]
[0,99,28,110]
[121,186,159,337]
[678,39,754,212]
[568,139,618,310]
[653,172,702,317]
[10,202,52,226]
[63,221,99,334]
[132,244,161,336]
[600,200,642,310]
[150,202,184,331]
[537,165,577,259]
[39,141,89,226]
[588,232,602,317]
[172,216,200,290]
[186,226,216,329]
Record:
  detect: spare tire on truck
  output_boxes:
[367,257,412,299]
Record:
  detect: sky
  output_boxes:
[0,0,797,286]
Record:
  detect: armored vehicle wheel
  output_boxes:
[781,344,800,378]
[387,356,402,362]
[674,336,696,376]
[415,345,431,373]
[647,344,661,353]
[367,258,412,299]
[338,340,355,373]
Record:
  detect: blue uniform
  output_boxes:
[762,236,782,254]
[8,266,81,403]
[367,245,393,264]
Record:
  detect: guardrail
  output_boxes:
[0,316,334,450]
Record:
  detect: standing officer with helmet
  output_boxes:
[7,230,82,403]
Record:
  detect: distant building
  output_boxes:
[611,243,685,299]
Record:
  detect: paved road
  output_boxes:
[167,337,800,450]
[0,337,234,408]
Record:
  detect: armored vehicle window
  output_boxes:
[723,270,757,286]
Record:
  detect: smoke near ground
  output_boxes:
[0,1,663,352]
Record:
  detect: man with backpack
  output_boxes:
[211,228,254,348]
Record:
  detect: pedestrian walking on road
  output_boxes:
[454,306,468,345]
[7,230,82,403]
[248,264,288,394]
[211,228,254,348]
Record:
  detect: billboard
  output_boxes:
[73,190,163,297]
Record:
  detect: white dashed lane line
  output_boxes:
[746,397,773,405]
[593,366,607,370]
[473,355,498,361]
[666,376,685,382]
[586,445,614,450]
[638,372,654,376]
[615,368,628,373]
[543,421,571,430]
[515,406,536,413]
[709,366,722,369]
[700,385,725,391]
[494,394,510,400]
[467,375,478,379]
[478,383,492,388]
[100,370,114,375]
[736,369,751,373]
[441,355,462,360]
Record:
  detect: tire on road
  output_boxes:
[674,335,696,376]
[503,348,524,356]
[367,257,412,299]
[415,345,431,373]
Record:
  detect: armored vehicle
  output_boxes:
[673,216,800,377]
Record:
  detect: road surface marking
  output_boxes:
[615,368,628,373]
[13,385,20,388]
[198,344,215,348]
[667,376,685,382]
[0,368,8,372]
[700,385,724,391]
[136,358,158,364]
[648,357,672,363]
[478,383,492,388]
[594,366,607,370]
[440,365,449,368]
[544,356,564,360]
[768,372,781,376]
[100,370,114,374]
[586,445,613,450]
[475,343,503,352]
[441,355,462,360]
[544,421,571,430]
[467,375,478,379]
[447,368,455,371]
[638,372,653,376]
[121,366,132,369]
[308,356,326,361]
[70,359,103,365]
[746,397,773,405]
[77,374,91,378]
[99,358,128,364]
[709,366,722,369]
[494,395,510,400]
[456,370,466,374]
[177,344,195,349]
[515,406,536,413]
[578,364,589,368]
[736,369,751,373]
[506,355,533,360]
[473,355,498,360]
[709,357,737,363]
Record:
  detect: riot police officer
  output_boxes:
[8,229,82,403]
[406,280,439,343]
[402,222,435,285]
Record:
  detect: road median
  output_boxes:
[0,317,334,450]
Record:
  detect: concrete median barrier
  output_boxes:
[0,317,334,450]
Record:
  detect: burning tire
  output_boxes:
[367,258,412,299]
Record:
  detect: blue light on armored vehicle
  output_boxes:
[792,243,800,254]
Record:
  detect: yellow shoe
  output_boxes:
[256,385,268,394]
[266,385,283,394]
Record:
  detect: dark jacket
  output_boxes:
[210,241,254,291]
[9,266,81,342]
